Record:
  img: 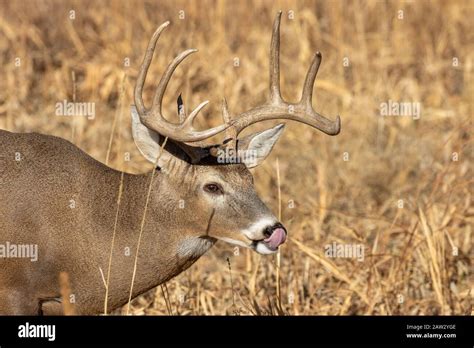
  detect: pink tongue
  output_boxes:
[264,228,287,250]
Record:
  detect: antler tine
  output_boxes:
[221,98,236,141]
[226,11,341,138]
[151,48,197,111]
[270,11,282,103]
[134,21,170,116]
[182,100,210,129]
[218,97,238,151]
[300,51,322,105]
[134,22,231,143]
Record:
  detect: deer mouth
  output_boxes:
[252,227,287,254]
[264,227,287,250]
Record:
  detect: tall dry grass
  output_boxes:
[0,0,472,315]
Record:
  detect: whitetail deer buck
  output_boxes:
[0,12,340,315]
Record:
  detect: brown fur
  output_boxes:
[0,130,275,314]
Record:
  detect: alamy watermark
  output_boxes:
[18,322,55,341]
[324,242,364,262]
[380,100,421,120]
[55,100,96,120]
[216,148,258,167]
[0,242,38,262]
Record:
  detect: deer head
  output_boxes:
[131,11,340,255]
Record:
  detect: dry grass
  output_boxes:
[0,0,472,315]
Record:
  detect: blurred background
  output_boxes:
[0,0,472,315]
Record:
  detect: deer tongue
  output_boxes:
[264,228,287,250]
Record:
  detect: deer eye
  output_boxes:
[204,183,223,195]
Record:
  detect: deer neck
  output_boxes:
[89,166,215,313]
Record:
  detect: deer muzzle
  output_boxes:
[262,223,287,251]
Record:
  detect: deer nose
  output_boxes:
[263,223,287,249]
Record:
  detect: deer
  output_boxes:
[0,12,340,315]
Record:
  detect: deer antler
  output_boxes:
[134,21,230,142]
[225,11,341,145]
[134,12,340,148]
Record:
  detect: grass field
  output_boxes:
[0,0,472,315]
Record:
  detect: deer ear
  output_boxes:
[131,106,194,173]
[130,105,166,164]
[132,106,209,171]
[237,123,285,168]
